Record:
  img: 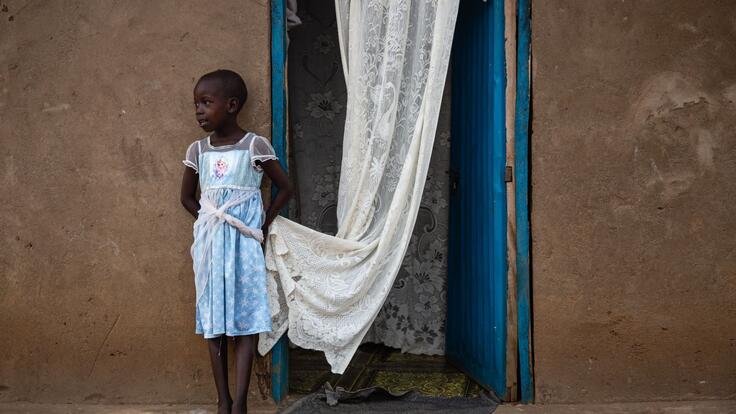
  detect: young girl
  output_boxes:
[180,69,292,414]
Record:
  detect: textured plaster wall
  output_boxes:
[531,1,736,403]
[0,0,271,404]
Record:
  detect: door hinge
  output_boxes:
[505,166,513,183]
[449,169,459,192]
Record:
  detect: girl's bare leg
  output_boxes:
[232,335,256,414]
[207,336,232,414]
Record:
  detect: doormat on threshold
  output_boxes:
[290,344,488,398]
[279,383,498,414]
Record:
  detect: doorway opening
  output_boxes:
[278,0,508,400]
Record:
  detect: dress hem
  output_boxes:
[196,327,272,338]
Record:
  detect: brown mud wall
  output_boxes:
[0,0,271,404]
[531,0,736,403]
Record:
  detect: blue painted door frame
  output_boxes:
[446,0,508,397]
[269,0,533,403]
[514,0,534,403]
[270,0,288,404]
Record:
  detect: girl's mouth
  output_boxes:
[198,120,208,127]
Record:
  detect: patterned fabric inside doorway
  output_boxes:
[287,0,452,356]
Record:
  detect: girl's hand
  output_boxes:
[258,159,293,232]
[261,222,269,242]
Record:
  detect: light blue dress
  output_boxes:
[183,132,276,338]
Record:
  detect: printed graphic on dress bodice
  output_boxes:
[213,158,228,179]
[199,150,263,191]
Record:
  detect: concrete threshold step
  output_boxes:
[495,400,736,414]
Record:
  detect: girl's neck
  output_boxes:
[210,122,246,144]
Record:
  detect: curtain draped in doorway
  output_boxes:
[259,0,460,374]
[284,0,453,357]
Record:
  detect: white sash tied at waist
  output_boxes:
[191,189,263,305]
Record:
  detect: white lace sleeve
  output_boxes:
[250,135,279,171]
[182,140,200,173]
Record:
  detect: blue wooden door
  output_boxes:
[446,0,507,397]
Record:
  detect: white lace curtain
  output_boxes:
[259,0,460,374]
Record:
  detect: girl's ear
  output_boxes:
[227,97,240,114]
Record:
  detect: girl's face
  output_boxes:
[193,79,236,132]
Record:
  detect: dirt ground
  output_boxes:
[1,399,736,414]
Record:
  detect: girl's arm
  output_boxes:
[259,159,293,231]
[180,167,200,218]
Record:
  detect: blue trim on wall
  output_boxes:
[514,0,534,403]
[270,0,289,404]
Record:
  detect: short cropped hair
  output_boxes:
[197,69,248,112]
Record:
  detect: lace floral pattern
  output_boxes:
[259,0,459,373]
[364,94,452,354]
